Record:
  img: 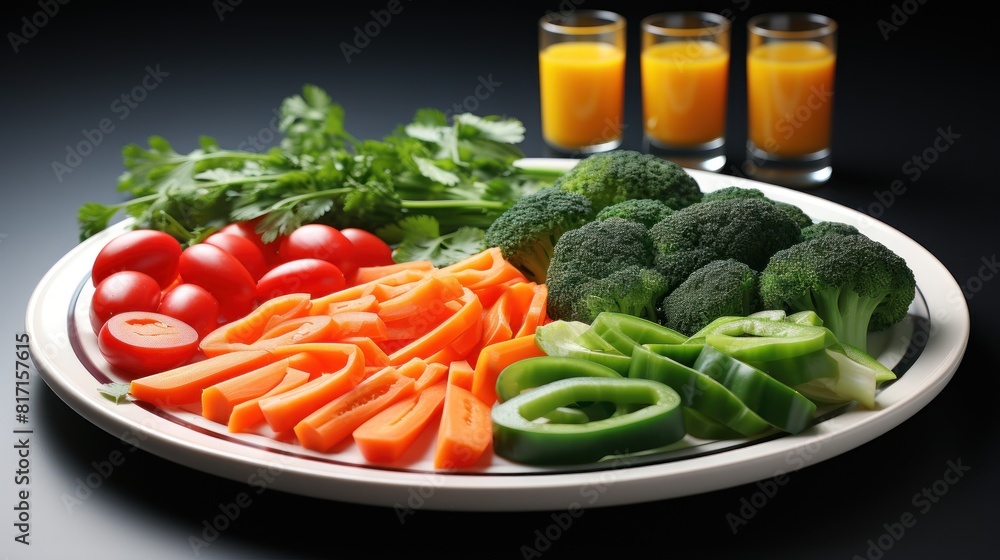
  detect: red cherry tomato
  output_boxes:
[256,258,346,301]
[157,283,221,339]
[178,243,257,321]
[278,224,359,279]
[92,229,182,288]
[202,232,269,281]
[98,311,199,377]
[89,271,162,335]
[339,228,394,268]
[218,221,283,265]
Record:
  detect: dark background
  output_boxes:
[1,1,997,558]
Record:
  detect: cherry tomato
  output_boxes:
[157,283,221,339]
[92,229,182,288]
[89,271,162,335]
[98,311,199,377]
[278,224,359,279]
[218,220,283,265]
[178,243,257,321]
[339,228,394,268]
[203,232,269,281]
[256,258,346,301]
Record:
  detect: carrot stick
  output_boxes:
[339,336,390,368]
[258,345,366,433]
[353,380,447,463]
[294,366,416,452]
[413,363,449,392]
[441,247,526,292]
[427,314,482,365]
[228,367,311,433]
[351,260,434,286]
[325,294,379,315]
[395,357,429,380]
[199,293,312,356]
[382,301,458,342]
[248,315,336,349]
[376,274,464,322]
[446,360,475,392]
[129,350,277,407]
[329,311,388,342]
[515,283,548,338]
[267,342,367,375]
[202,358,292,425]
[470,334,545,406]
[309,268,429,314]
[388,288,483,366]
[433,382,492,469]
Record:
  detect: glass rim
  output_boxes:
[540,9,626,35]
[641,12,731,38]
[747,12,836,39]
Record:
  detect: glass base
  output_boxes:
[644,136,726,172]
[745,141,832,189]
[543,137,623,158]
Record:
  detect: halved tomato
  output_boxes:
[98,311,200,377]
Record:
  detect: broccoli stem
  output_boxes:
[795,288,886,353]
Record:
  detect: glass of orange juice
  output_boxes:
[641,12,730,172]
[746,13,837,188]
[538,10,626,154]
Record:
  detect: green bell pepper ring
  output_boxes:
[590,312,687,356]
[491,376,685,466]
[702,319,838,361]
[495,356,622,423]
[629,345,772,437]
[692,346,817,434]
[534,320,632,376]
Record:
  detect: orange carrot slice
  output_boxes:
[395,357,429,380]
[199,293,312,356]
[200,352,316,425]
[470,334,545,406]
[325,294,379,315]
[441,247,526,292]
[339,336,390,368]
[353,380,447,463]
[351,260,434,286]
[433,382,492,470]
[388,288,483,366]
[376,274,464,322]
[309,268,428,314]
[294,366,416,452]
[382,302,458,342]
[248,315,336,349]
[228,367,311,433]
[129,350,277,407]
[515,283,548,337]
[413,362,449,392]
[427,314,483,365]
[329,311,388,342]
[258,345,366,433]
[447,359,475,392]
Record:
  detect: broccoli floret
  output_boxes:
[482,187,594,283]
[658,259,763,336]
[759,234,916,353]
[653,247,717,293]
[703,186,812,229]
[596,198,674,228]
[554,150,703,212]
[649,197,803,272]
[546,217,659,322]
[576,266,671,323]
[801,221,862,241]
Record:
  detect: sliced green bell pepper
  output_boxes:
[495,355,621,423]
[590,312,687,356]
[533,320,632,376]
[629,345,772,437]
[491,376,685,465]
[692,346,817,434]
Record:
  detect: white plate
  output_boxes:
[26,159,969,511]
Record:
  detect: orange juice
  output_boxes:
[641,40,729,147]
[747,41,836,157]
[539,41,625,150]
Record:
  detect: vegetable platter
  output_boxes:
[25,159,969,511]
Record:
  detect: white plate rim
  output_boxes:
[25,158,970,511]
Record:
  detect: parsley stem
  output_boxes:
[401,200,508,210]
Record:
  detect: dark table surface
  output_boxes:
[2,1,996,559]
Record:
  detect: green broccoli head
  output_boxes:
[653,247,717,294]
[649,197,803,272]
[759,234,917,353]
[596,198,674,228]
[801,221,862,241]
[576,265,671,324]
[703,185,812,229]
[545,217,658,322]
[482,187,594,283]
[658,259,763,336]
[554,150,703,212]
